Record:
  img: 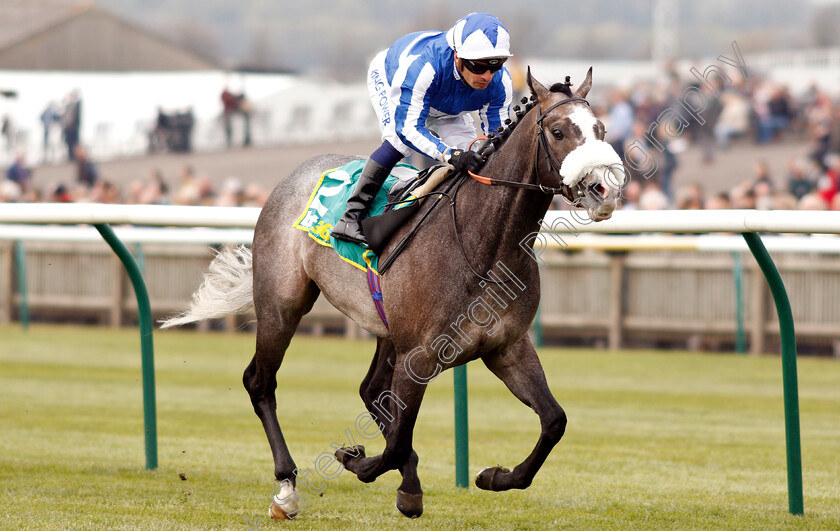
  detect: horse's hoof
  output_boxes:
[334,444,366,468]
[269,501,292,521]
[395,489,423,518]
[269,479,301,520]
[475,466,510,491]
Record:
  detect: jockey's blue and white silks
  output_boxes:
[366,17,513,162]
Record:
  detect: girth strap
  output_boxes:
[366,266,388,330]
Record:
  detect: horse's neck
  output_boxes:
[454,114,552,264]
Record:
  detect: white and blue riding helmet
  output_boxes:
[446,13,513,62]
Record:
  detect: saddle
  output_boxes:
[362,164,453,256]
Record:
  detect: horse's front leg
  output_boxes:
[475,335,567,491]
[335,349,428,487]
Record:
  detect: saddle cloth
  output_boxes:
[293,159,421,273]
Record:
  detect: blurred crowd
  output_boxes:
[3,69,840,212]
[0,155,268,207]
[551,68,840,212]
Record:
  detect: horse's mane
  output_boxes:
[477,76,575,162]
[549,81,574,97]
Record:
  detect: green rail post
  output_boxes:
[733,251,745,355]
[742,232,803,515]
[533,304,544,348]
[454,364,469,488]
[94,224,158,471]
[14,241,29,331]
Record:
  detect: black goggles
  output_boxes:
[461,57,507,75]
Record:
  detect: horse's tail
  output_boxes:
[160,245,254,329]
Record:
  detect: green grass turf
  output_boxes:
[0,324,838,530]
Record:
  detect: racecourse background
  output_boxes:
[2,58,838,212]
[22,136,810,203]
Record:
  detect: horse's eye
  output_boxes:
[552,129,564,140]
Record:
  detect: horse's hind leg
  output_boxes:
[475,335,566,491]
[358,338,423,517]
[242,278,320,518]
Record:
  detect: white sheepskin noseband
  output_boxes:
[559,140,625,188]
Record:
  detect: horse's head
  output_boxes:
[527,68,625,221]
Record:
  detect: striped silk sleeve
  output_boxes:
[392,61,448,161]
[479,68,514,135]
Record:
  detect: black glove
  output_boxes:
[446,149,483,173]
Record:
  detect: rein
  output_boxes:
[468,96,591,204]
[380,95,594,284]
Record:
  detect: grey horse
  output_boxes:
[162,69,624,520]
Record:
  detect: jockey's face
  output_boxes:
[455,55,496,90]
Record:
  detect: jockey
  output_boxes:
[331,12,514,245]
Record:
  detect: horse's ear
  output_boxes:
[527,66,550,102]
[575,67,593,99]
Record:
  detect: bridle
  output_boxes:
[379,94,602,282]
[468,95,596,206]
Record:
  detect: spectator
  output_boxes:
[217,176,245,206]
[6,150,31,192]
[714,87,750,149]
[772,192,798,210]
[805,90,833,169]
[21,186,42,203]
[126,179,145,204]
[799,192,829,210]
[759,85,794,143]
[74,145,97,188]
[86,179,122,204]
[605,89,634,159]
[149,107,195,153]
[149,107,170,153]
[196,175,217,206]
[786,157,815,200]
[676,183,704,209]
[0,178,21,202]
[138,170,169,205]
[816,153,840,206]
[221,87,251,148]
[730,183,757,209]
[173,164,200,205]
[238,98,252,147]
[243,183,269,207]
[752,159,773,189]
[45,183,73,203]
[620,179,642,210]
[40,101,60,162]
[628,119,678,201]
[705,192,731,210]
[754,179,775,210]
[686,78,723,164]
[62,90,82,161]
[173,107,195,153]
[638,181,669,210]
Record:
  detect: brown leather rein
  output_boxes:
[467,96,592,204]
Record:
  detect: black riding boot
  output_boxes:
[331,159,391,245]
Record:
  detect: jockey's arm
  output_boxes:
[393,74,450,162]
[479,68,514,136]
